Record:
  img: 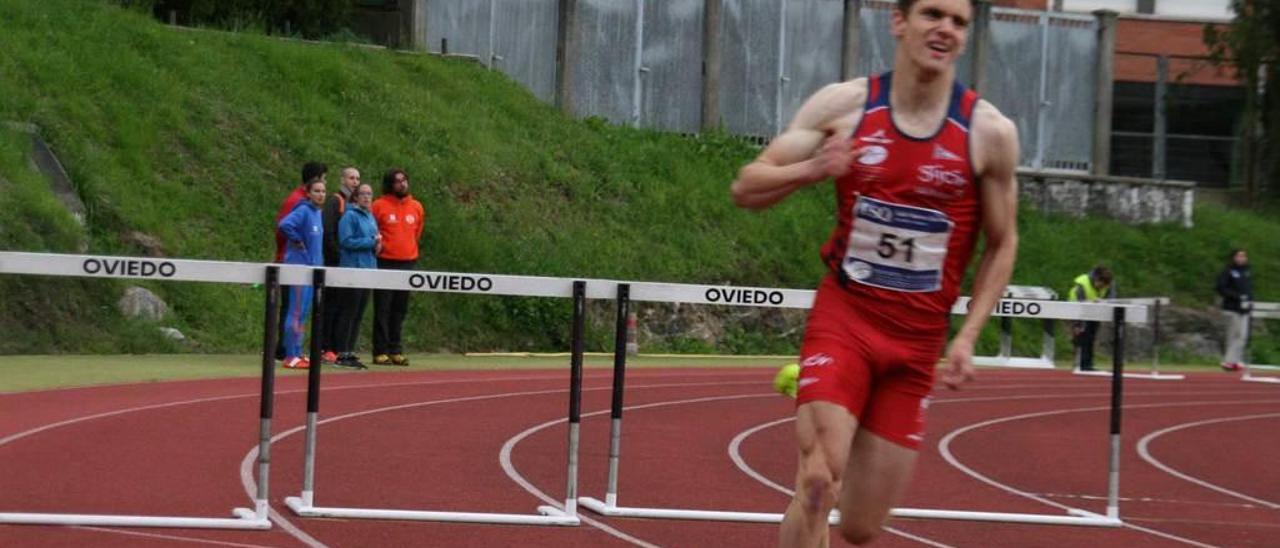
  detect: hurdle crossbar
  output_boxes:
[284,272,585,526]
[581,281,1142,527]
[0,252,283,530]
[1242,303,1280,384]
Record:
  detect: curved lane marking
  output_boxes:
[729,396,1278,548]
[238,380,766,548]
[1136,413,1280,509]
[935,399,1277,548]
[724,418,954,548]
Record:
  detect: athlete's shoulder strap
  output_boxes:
[946,80,980,129]
[866,72,893,110]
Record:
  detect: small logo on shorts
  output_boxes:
[801,353,834,368]
[798,377,820,389]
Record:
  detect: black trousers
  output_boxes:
[333,287,370,354]
[373,258,415,355]
[1074,321,1100,370]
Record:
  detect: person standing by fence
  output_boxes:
[1068,265,1114,372]
[1216,249,1253,371]
[370,168,424,366]
[331,182,379,369]
[318,166,361,364]
[273,161,326,361]
[277,176,327,369]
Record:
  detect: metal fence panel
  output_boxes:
[572,0,641,124]
[781,0,843,128]
[858,2,896,76]
[986,10,1045,167]
[720,0,783,137]
[492,0,559,103]
[1042,13,1097,171]
[426,0,491,56]
[640,0,704,133]
[419,1,1098,171]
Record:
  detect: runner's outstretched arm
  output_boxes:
[731,82,867,210]
[943,102,1020,389]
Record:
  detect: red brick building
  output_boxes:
[992,0,1243,185]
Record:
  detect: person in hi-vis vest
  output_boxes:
[1068,265,1114,371]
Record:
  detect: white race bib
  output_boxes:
[842,196,953,292]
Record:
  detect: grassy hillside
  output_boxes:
[0,0,1276,362]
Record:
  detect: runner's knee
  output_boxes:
[796,449,841,514]
[838,518,882,546]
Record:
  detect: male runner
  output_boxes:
[730,1,1018,545]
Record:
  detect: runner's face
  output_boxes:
[1234,251,1248,266]
[893,0,970,74]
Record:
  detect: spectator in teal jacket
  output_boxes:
[332,183,380,368]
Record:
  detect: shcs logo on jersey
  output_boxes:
[406,214,417,225]
[917,165,966,187]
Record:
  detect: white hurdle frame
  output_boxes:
[0,252,296,530]
[580,280,1148,528]
[283,268,596,526]
[1242,303,1280,384]
[972,285,1058,369]
[1074,297,1184,380]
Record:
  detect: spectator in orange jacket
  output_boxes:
[370,168,424,366]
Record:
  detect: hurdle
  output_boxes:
[580,282,1148,528]
[972,285,1058,369]
[1074,297,1183,380]
[283,268,593,526]
[0,252,286,530]
[1242,302,1280,384]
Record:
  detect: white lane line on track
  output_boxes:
[937,399,1278,548]
[727,395,1278,548]
[500,394,954,548]
[0,374,752,548]
[1136,413,1280,510]
[71,526,279,548]
[238,379,766,548]
[726,418,955,548]
[499,393,772,548]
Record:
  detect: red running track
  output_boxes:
[1,367,1276,547]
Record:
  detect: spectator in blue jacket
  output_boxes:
[332,183,380,369]
[277,178,326,369]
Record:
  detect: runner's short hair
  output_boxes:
[897,0,977,15]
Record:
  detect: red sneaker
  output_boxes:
[321,351,339,365]
[283,356,310,369]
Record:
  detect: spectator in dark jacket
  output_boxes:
[318,166,361,364]
[1216,249,1253,371]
